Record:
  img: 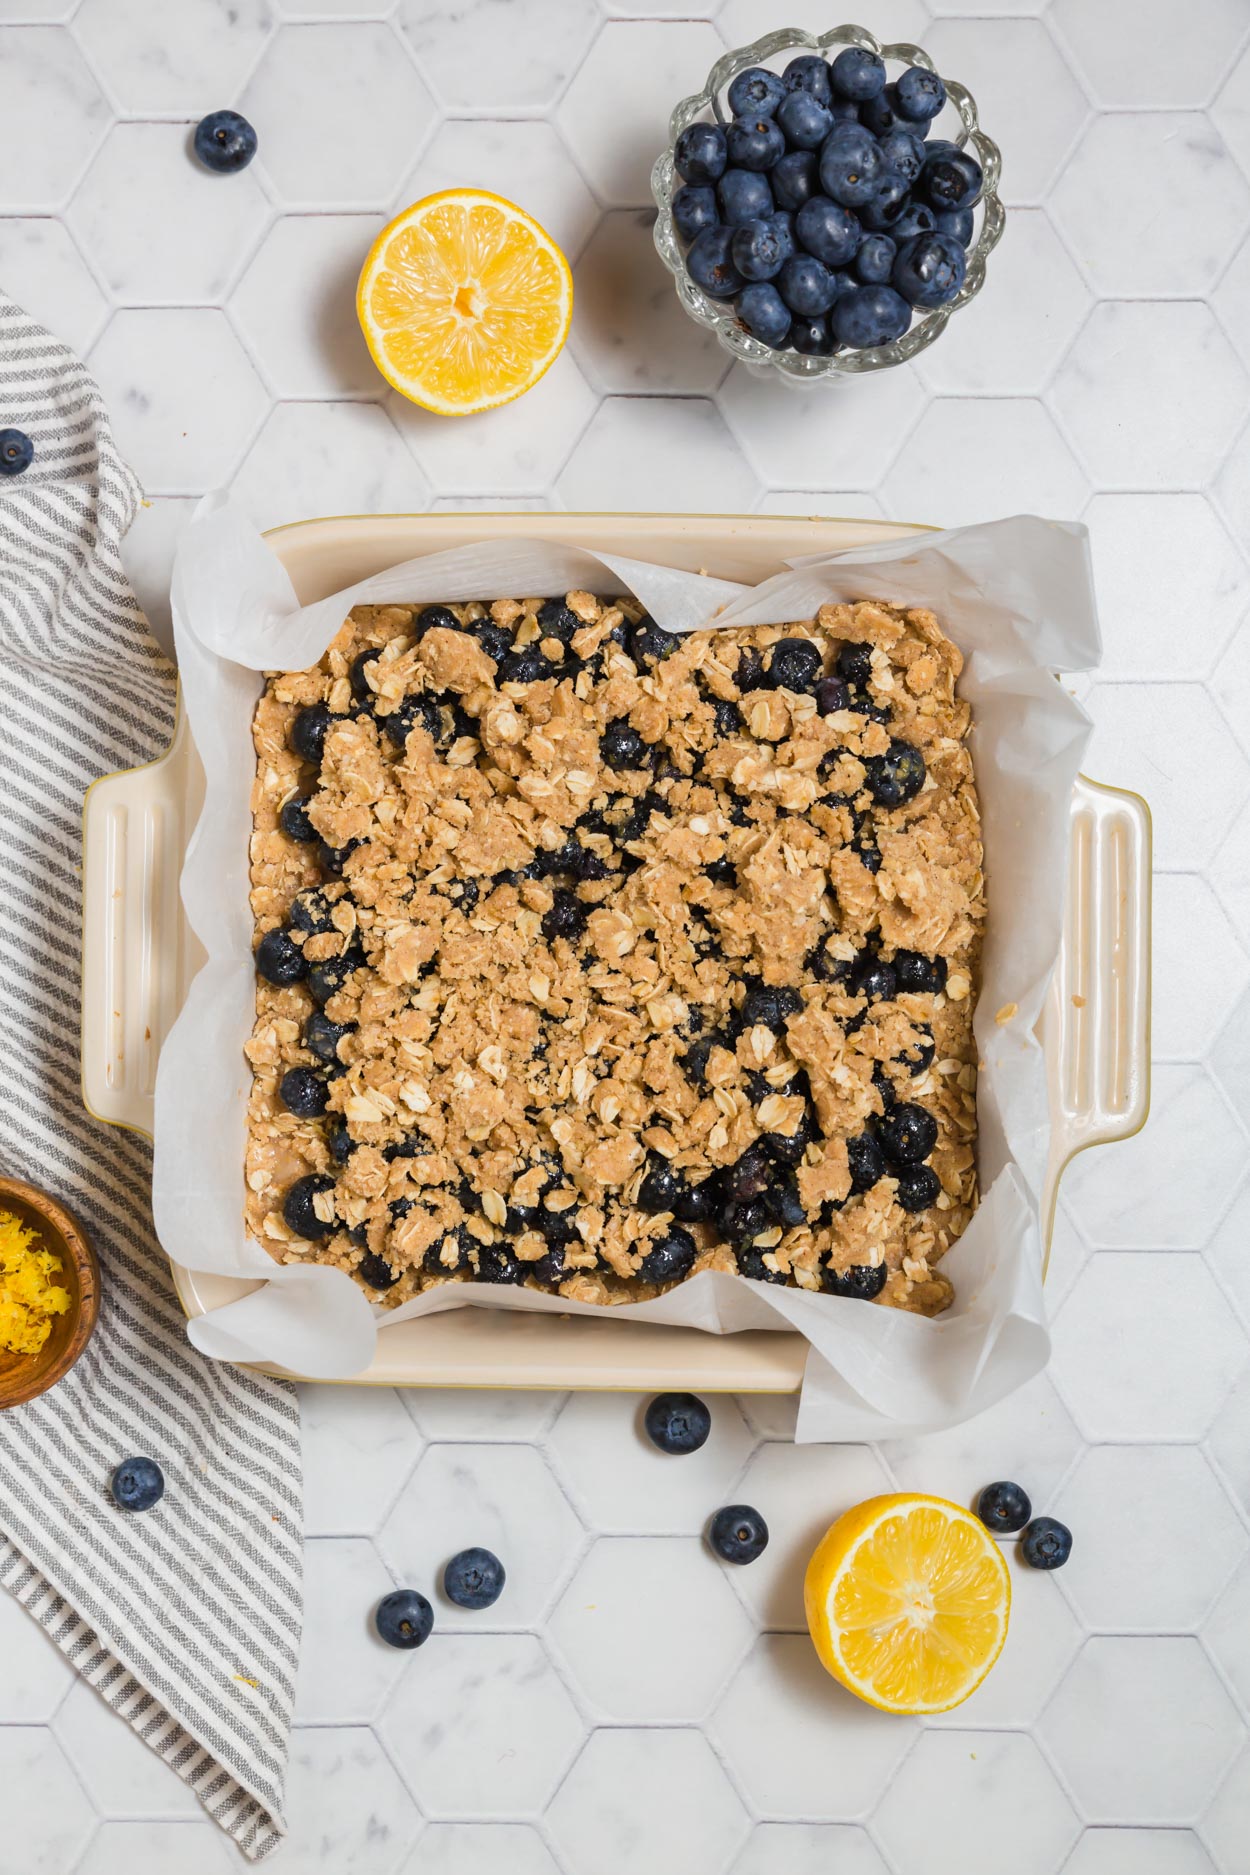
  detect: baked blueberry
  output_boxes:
[854,832,882,873]
[675,120,728,186]
[895,65,946,121]
[762,1175,806,1230]
[290,702,335,762]
[349,648,379,703]
[829,45,886,101]
[468,618,514,664]
[859,168,912,233]
[831,283,911,348]
[444,1546,506,1610]
[811,675,849,716]
[893,1164,941,1212]
[541,889,588,943]
[283,1174,337,1240]
[681,1028,731,1086]
[847,1131,886,1193]
[767,636,823,691]
[818,124,883,208]
[358,1253,399,1290]
[709,1504,769,1564]
[706,857,737,886]
[644,1391,711,1454]
[638,1157,686,1215]
[738,282,791,348]
[316,837,362,878]
[878,126,927,184]
[255,927,306,986]
[630,616,682,664]
[381,693,442,746]
[475,1239,525,1284]
[897,1023,936,1075]
[279,1066,328,1118]
[497,648,550,685]
[375,1588,433,1649]
[855,233,897,284]
[673,183,719,243]
[725,1142,772,1204]
[424,1226,473,1276]
[866,737,926,806]
[599,718,645,771]
[728,65,787,117]
[712,697,743,735]
[737,645,767,691]
[771,148,820,212]
[782,53,834,105]
[536,598,580,645]
[935,206,975,246]
[731,216,791,282]
[808,935,853,983]
[777,88,833,150]
[328,1125,356,1164]
[879,1101,938,1164]
[1021,1516,1072,1570]
[414,604,459,635]
[306,944,364,1007]
[0,428,34,477]
[873,1062,898,1112]
[791,313,836,355]
[762,1105,817,1168]
[836,642,873,687]
[110,1456,164,1512]
[821,1260,888,1300]
[977,1480,1032,1535]
[304,1010,352,1065]
[279,794,318,843]
[893,231,967,309]
[717,168,775,227]
[675,1176,721,1225]
[727,114,786,172]
[530,1245,565,1287]
[193,108,257,173]
[852,955,898,1001]
[740,980,802,1033]
[894,950,947,994]
[735,1245,789,1284]
[795,194,860,267]
[638,1227,698,1286]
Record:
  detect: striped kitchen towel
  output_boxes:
[0,290,300,1860]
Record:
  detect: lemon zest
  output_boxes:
[0,1209,72,1356]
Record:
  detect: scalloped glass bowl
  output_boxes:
[651,24,1004,382]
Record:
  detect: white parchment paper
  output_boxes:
[157,504,1098,1440]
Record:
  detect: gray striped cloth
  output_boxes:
[0,290,300,1861]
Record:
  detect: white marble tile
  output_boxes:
[1151,875,1249,1060]
[301,1384,422,1536]
[397,1823,559,1875]
[1053,0,1249,109]
[1066,1832,1220,1875]
[73,0,272,112]
[398,0,601,111]
[1204,1552,1250,1718]
[1056,115,1250,297]
[1213,614,1250,762]
[69,123,270,305]
[380,1633,584,1816]
[753,491,888,521]
[1211,794,1250,948]
[1045,1197,1092,1313]
[242,22,436,208]
[713,1634,915,1819]
[549,1535,752,1721]
[877,1734,1078,1874]
[720,361,927,490]
[230,400,429,531]
[882,1371,1082,1511]
[1079,683,1250,871]
[557,393,759,512]
[427,496,555,513]
[922,17,1090,202]
[916,209,1092,397]
[1202,1746,1250,1875]
[1213,421,1250,560]
[1083,493,1246,682]
[1050,1253,1249,1442]
[379,1443,584,1630]
[0,25,110,211]
[557,18,724,206]
[1039,1638,1245,1825]
[929,1572,1083,1729]
[283,1726,423,1871]
[730,1824,890,1875]
[52,1680,202,1818]
[572,209,727,395]
[1052,301,1248,490]
[120,496,193,660]
[1213,41,1250,183]
[722,1441,892,1631]
[1207,1361,1250,1521]
[1214,230,1250,373]
[1203,1177,1250,1334]
[718,0,929,44]
[0,1729,97,1874]
[229,215,385,399]
[78,1822,236,1875]
[879,397,1089,528]
[547,1729,749,1875]
[276,0,396,13]
[393,348,596,496]
[89,308,268,495]
[547,1392,756,1534]
[0,216,108,354]
[0,1590,74,1721]
[734,1391,800,1438]
[296,1538,410,1722]
[1053,1446,1246,1633]
[402,1389,565,1439]
[0,0,80,15]
[396,118,599,261]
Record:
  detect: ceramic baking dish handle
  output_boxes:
[80,707,204,1140]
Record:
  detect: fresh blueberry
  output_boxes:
[767,636,823,691]
[877,126,927,183]
[777,252,839,317]
[866,737,926,805]
[727,65,787,118]
[727,114,786,172]
[541,889,587,944]
[279,1066,328,1118]
[1021,1516,1072,1570]
[631,616,682,663]
[255,926,306,986]
[893,230,967,309]
[782,53,834,106]
[685,224,744,299]
[674,121,728,187]
[847,1131,886,1193]
[855,233,897,284]
[193,109,257,173]
[375,1587,433,1649]
[304,1010,352,1065]
[922,141,983,211]
[791,313,836,355]
[444,1546,506,1610]
[283,1174,337,1240]
[770,149,819,213]
[829,45,886,101]
[891,200,938,243]
[737,282,791,348]
[893,1164,941,1212]
[358,1253,399,1290]
[673,183,719,243]
[290,701,335,762]
[853,955,898,1001]
[709,1503,769,1564]
[638,1227,698,1286]
[795,194,860,267]
[879,1101,938,1165]
[644,1391,711,1455]
[776,88,833,151]
[859,86,902,138]
[894,65,946,122]
[821,1260,888,1300]
[831,283,911,348]
[731,217,789,282]
[279,794,318,843]
[977,1480,1032,1535]
[111,1456,164,1512]
[894,950,947,995]
[717,168,775,226]
[935,206,976,246]
[818,125,884,207]
[858,168,912,232]
[0,428,34,477]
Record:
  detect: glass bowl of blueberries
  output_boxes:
[651,24,1003,378]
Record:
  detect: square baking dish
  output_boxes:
[81,512,1151,1391]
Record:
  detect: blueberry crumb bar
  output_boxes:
[246,591,982,1316]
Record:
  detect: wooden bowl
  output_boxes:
[0,1176,99,1409]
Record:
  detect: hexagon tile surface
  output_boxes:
[4,2,1250,1871]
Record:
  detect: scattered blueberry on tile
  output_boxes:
[375,1588,433,1649]
[977,1481,1033,1534]
[644,1392,712,1455]
[444,1547,506,1610]
[708,1504,769,1564]
[192,109,258,174]
[1021,1516,1074,1570]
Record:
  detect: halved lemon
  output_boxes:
[357,189,573,417]
[804,1493,1010,1715]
